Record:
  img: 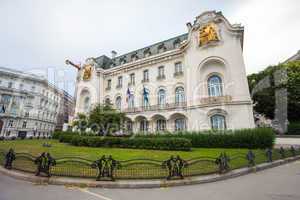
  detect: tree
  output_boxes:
[248,61,300,122]
[88,103,126,135]
[72,113,88,133]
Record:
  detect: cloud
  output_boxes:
[228,0,300,74]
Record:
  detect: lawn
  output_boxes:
[0,139,266,161]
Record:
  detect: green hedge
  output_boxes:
[136,128,275,149]
[68,136,192,151]
[287,122,300,135]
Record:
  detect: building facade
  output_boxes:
[0,67,72,138]
[55,91,75,131]
[73,11,255,133]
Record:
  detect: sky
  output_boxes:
[0,0,299,96]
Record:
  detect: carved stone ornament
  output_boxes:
[199,23,219,46]
[82,64,92,81]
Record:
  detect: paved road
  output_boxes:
[1,161,300,200]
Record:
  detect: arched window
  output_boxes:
[128,95,135,109]
[156,119,166,131]
[158,89,166,106]
[115,96,122,110]
[175,87,185,104]
[208,75,223,97]
[140,120,149,132]
[210,114,226,130]
[84,97,90,113]
[175,118,186,131]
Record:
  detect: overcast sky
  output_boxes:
[0,0,299,95]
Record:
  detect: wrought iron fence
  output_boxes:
[0,147,299,181]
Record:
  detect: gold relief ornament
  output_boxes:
[199,23,219,46]
[82,64,92,81]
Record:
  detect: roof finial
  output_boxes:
[111,50,117,59]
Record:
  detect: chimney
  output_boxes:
[111,50,117,59]
[186,22,192,31]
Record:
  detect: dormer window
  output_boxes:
[120,57,127,65]
[143,48,151,58]
[173,38,181,48]
[131,52,139,61]
[157,43,167,53]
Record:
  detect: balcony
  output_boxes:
[156,75,166,81]
[174,71,184,77]
[124,102,187,113]
[200,95,232,105]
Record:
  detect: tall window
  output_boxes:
[8,82,13,88]
[107,79,111,89]
[211,114,226,130]
[175,87,185,104]
[117,76,123,88]
[19,83,24,90]
[22,121,27,128]
[175,118,186,131]
[140,120,149,132]
[128,95,134,109]
[115,96,122,110]
[158,89,166,106]
[142,88,150,107]
[143,70,149,82]
[158,66,165,78]
[129,73,135,85]
[208,75,223,97]
[156,119,166,131]
[84,97,90,113]
[175,62,183,73]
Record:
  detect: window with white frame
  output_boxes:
[117,76,122,88]
[129,73,135,85]
[83,96,90,113]
[158,89,166,106]
[208,75,223,97]
[175,118,186,131]
[156,119,166,131]
[175,87,185,104]
[115,96,122,110]
[175,62,183,73]
[210,114,226,130]
[143,70,149,82]
[158,66,165,78]
[128,95,134,109]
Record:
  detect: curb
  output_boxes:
[1,155,300,189]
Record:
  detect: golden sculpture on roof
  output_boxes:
[199,23,219,46]
[82,64,92,81]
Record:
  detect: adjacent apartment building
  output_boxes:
[72,11,255,133]
[0,67,74,138]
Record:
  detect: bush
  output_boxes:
[136,128,275,149]
[0,136,4,141]
[287,122,300,135]
[69,136,192,151]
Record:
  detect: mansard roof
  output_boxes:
[94,33,188,70]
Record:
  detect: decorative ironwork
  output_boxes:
[279,147,285,159]
[4,148,16,169]
[91,155,120,181]
[215,153,230,173]
[34,152,56,177]
[162,155,188,180]
[246,150,256,167]
[265,148,273,162]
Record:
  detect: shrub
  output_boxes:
[136,128,275,149]
[287,122,300,135]
[0,136,4,141]
[11,136,16,140]
[68,136,192,151]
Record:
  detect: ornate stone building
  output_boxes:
[0,67,73,138]
[73,11,255,133]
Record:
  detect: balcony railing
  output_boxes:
[124,102,187,113]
